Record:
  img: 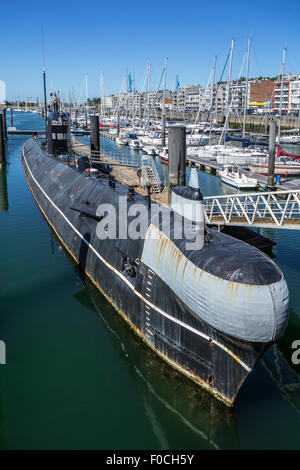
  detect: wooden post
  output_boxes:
[10,108,14,127]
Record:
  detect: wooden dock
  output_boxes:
[71,138,168,206]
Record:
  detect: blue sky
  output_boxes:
[1,0,300,100]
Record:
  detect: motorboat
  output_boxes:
[142,145,158,156]
[129,139,141,150]
[220,165,258,189]
[186,134,209,146]
[139,130,163,146]
[116,136,128,145]
[159,147,168,164]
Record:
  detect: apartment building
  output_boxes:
[273,75,300,113]
[289,80,300,112]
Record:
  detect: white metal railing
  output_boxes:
[203,189,300,228]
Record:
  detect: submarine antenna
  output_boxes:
[41,25,47,131]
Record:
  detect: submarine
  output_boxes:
[21,95,290,406]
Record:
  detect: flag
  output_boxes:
[176,74,180,90]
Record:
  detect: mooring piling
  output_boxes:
[168,125,186,205]
[0,112,6,165]
[2,108,7,140]
[117,109,120,137]
[10,108,14,127]
[168,126,186,203]
[161,113,166,147]
[267,120,276,187]
[0,165,8,211]
[90,115,100,152]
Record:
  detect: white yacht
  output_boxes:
[116,136,128,145]
[220,165,258,189]
[159,147,168,164]
[195,144,268,164]
[276,135,300,144]
[129,139,141,150]
[142,145,158,156]
[139,130,163,146]
[248,159,300,176]
[186,134,209,146]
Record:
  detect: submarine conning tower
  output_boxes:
[170,164,205,250]
[46,92,70,156]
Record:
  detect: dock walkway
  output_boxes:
[71,138,168,206]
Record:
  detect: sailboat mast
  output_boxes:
[242,36,251,140]
[85,73,88,128]
[278,47,287,141]
[41,26,47,130]
[213,55,217,123]
[225,39,235,138]
[162,57,168,147]
[125,69,128,126]
[148,62,151,123]
[43,68,47,130]
[99,72,102,116]
[144,60,150,131]
[209,55,217,144]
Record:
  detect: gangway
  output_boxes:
[203,190,300,229]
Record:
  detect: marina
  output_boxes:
[1,111,300,450]
[1,1,300,452]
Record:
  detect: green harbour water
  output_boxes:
[0,112,300,450]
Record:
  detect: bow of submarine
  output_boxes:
[140,220,290,404]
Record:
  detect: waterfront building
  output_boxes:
[273,75,300,113]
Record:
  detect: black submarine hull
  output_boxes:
[22,138,276,405]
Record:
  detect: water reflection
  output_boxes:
[0,166,8,211]
[261,345,300,417]
[73,267,238,450]
[8,118,299,448]
[0,383,4,450]
[277,309,300,376]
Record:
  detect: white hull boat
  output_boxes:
[142,145,158,156]
[248,160,300,176]
[276,135,300,144]
[116,137,128,145]
[159,147,168,164]
[129,139,141,150]
[220,165,258,189]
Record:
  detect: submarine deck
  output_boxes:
[71,138,169,206]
